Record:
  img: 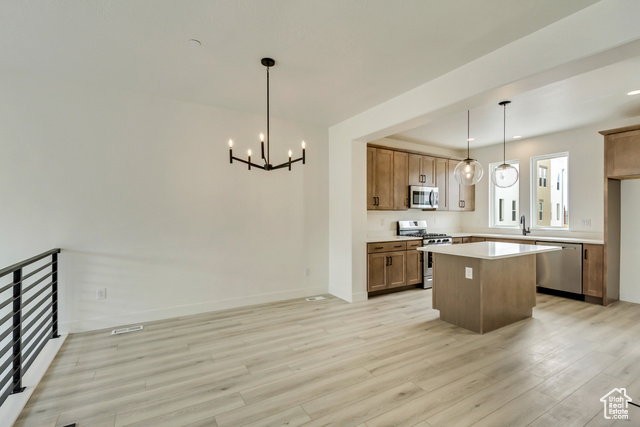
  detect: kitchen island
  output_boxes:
[418,242,560,334]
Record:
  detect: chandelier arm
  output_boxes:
[270,157,304,170]
[230,155,267,170]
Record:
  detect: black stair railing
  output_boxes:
[0,248,61,406]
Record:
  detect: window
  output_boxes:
[489,160,519,228]
[531,153,568,228]
[539,200,543,221]
[538,166,547,187]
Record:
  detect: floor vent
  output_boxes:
[306,296,326,302]
[111,325,143,335]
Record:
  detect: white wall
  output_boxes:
[0,72,329,332]
[620,180,640,303]
[464,125,606,240]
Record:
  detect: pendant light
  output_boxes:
[491,101,518,188]
[228,58,306,171]
[454,110,483,186]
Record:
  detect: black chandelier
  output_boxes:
[228,58,305,171]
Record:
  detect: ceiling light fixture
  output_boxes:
[513,135,522,139]
[627,90,640,96]
[228,58,305,171]
[491,101,519,188]
[454,110,483,186]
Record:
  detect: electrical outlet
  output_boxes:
[304,268,311,277]
[465,267,473,279]
[582,219,591,227]
[96,288,107,300]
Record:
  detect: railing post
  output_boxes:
[52,252,59,339]
[11,268,25,394]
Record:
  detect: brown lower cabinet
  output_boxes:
[583,244,604,298]
[367,240,422,292]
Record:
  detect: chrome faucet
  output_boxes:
[520,215,531,236]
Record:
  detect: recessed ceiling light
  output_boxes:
[188,39,201,47]
[467,138,474,142]
[627,90,640,96]
[513,135,522,139]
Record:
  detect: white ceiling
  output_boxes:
[392,54,640,149]
[0,0,601,131]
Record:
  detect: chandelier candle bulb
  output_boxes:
[302,141,306,164]
[247,149,251,170]
[288,150,292,170]
[229,139,233,163]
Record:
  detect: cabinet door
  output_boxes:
[448,159,462,211]
[408,154,423,186]
[393,151,409,210]
[367,147,376,210]
[368,253,388,292]
[387,251,407,288]
[606,130,640,178]
[422,156,436,186]
[583,244,603,297]
[435,158,448,210]
[374,149,394,210]
[460,183,475,211]
[406,250,422,286]
[452,237,463,244]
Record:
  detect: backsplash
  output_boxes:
[367,210,463,238]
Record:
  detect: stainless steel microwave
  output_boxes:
[409,186,439,209]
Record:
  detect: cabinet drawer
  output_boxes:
[368,241,407,253]
[406,240,423,250]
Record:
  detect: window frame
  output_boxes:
[530,152,569,230]
[488,159,520,229]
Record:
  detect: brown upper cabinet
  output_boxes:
[367,147,394,210]
[409,154,436,186]
[393,151,409,210]
[435,158,448,211]
[603,127,640,178]
[447,159,475,211]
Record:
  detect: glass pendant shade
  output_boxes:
[454,158,483,186]
[454,109,483,186]
[491,163,519,188]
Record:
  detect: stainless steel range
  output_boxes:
[397,220,452,289]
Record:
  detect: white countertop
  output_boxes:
[417,241,561,260]
[449,233,604,245]
[367,236,423,243]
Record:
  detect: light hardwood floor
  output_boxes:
[15,289,640,427]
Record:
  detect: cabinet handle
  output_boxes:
[390,256,393,266]
[376,197,379,206]
[375,246,384,250]
[394,245,402,248]
[584,249,588,260]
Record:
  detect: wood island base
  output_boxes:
[432,253,536,334]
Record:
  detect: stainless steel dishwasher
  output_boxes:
[535,241,582,294]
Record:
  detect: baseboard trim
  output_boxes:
[0,334,67,426]
[62,286,328,333]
